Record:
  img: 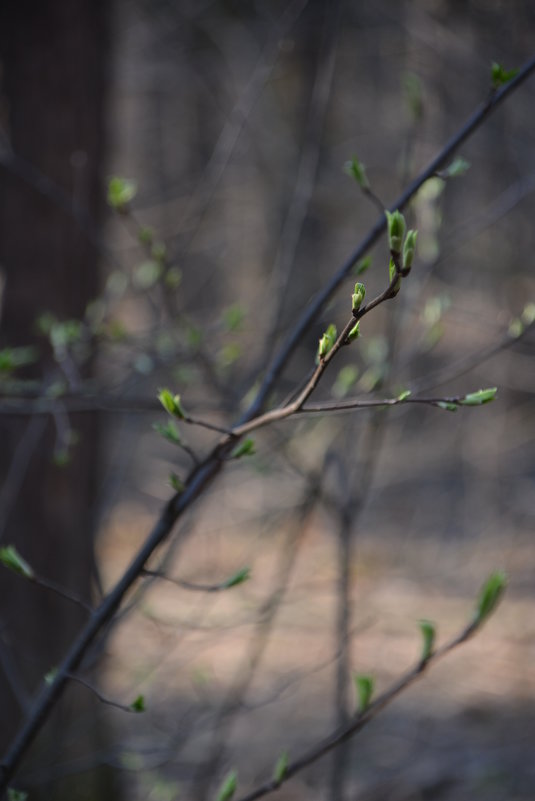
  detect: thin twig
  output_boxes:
[64,673,139,714]
[235,617,483,801]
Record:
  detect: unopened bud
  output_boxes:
[352,282,366,312]
[403,229,418,271]
[385,210,406,253]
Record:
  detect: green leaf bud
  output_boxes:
[397,389,411,401]
[223,567,251,588]
[354,673,374,712]
[491,62,519,89]
[355,256,372,276]
[273,752,289,785]
[107,176,137,212]
[158,389,186,419]
[388,258,401,295]
[230,438,256,459]
[352,282,366,313]
[130,695,146,713]
[347,321,361,342]
[0,545,34,579]
[418,619,436,662]
[344,156,370,190]
[460,387,497,406]
[521,302,535,326]
[385,210,406,253]
[443,156,470,178]
[475,571,507,622]
[44,667,58,686]
[402,229,418,271]
[153,421,182,445]
[7,789,29,801]
[138,226,154,245]
[437,401,458,412]
[216,770,238,801]
[318,323,337,359]
[169,472,185,493]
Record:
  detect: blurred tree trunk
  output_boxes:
[0,2,119,798]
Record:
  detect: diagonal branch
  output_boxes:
[1,54,534,795]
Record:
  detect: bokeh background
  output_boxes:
[1,1,535,799]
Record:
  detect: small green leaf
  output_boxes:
[223,567,250,589]
[133,260,162,290]
[130,695,146,713]
[355,256,372,276]
[347,321,361,342]
[216,770,238,801]
[475,571,507,623]
[491,62,519,89]
[418,619,436,662]
[354,674,374,712]
[385,210,406,253]
[8,789,29,801]
[0,346,38,374]
[44,667,58,686]
[388,258,401,295]
[158,389,186,419]
[273,751,289,784]
[318,323,337,360]
[344,156,370,190]
[107,176,137,211]
[397,389,411,401]
[352,282,366,313]
[169,472,185,493]
[460,387,497,406]
[219,342,242,368]
[138,226,154,245]
[0,546,34,579]
[521,302,535,326]
[443,156,470,178]
[230,438,255,459]
[223,304,246,332]
[165,266,182,289]
[332,365,359,399]
[402,229,418,271]
[153,421,182,445]
[437,401,458,412]
[403,72,423,120]
[151,242,167,262]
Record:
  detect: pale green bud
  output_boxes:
[347,321,360,342]
[317,323,337,360]
[385,210,406,253]
[403,229,418,271]
[352,282,366,312]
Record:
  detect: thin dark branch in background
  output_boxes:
[1,60,534,793]
[0,416,47,544]
[166,0,312,250]
[192,480,319,801]
[258,0,343,374]
[0,627,30,715]
[64,673,138,714]
[141,568,241,593]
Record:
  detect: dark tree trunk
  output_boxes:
[0,2,119,797]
